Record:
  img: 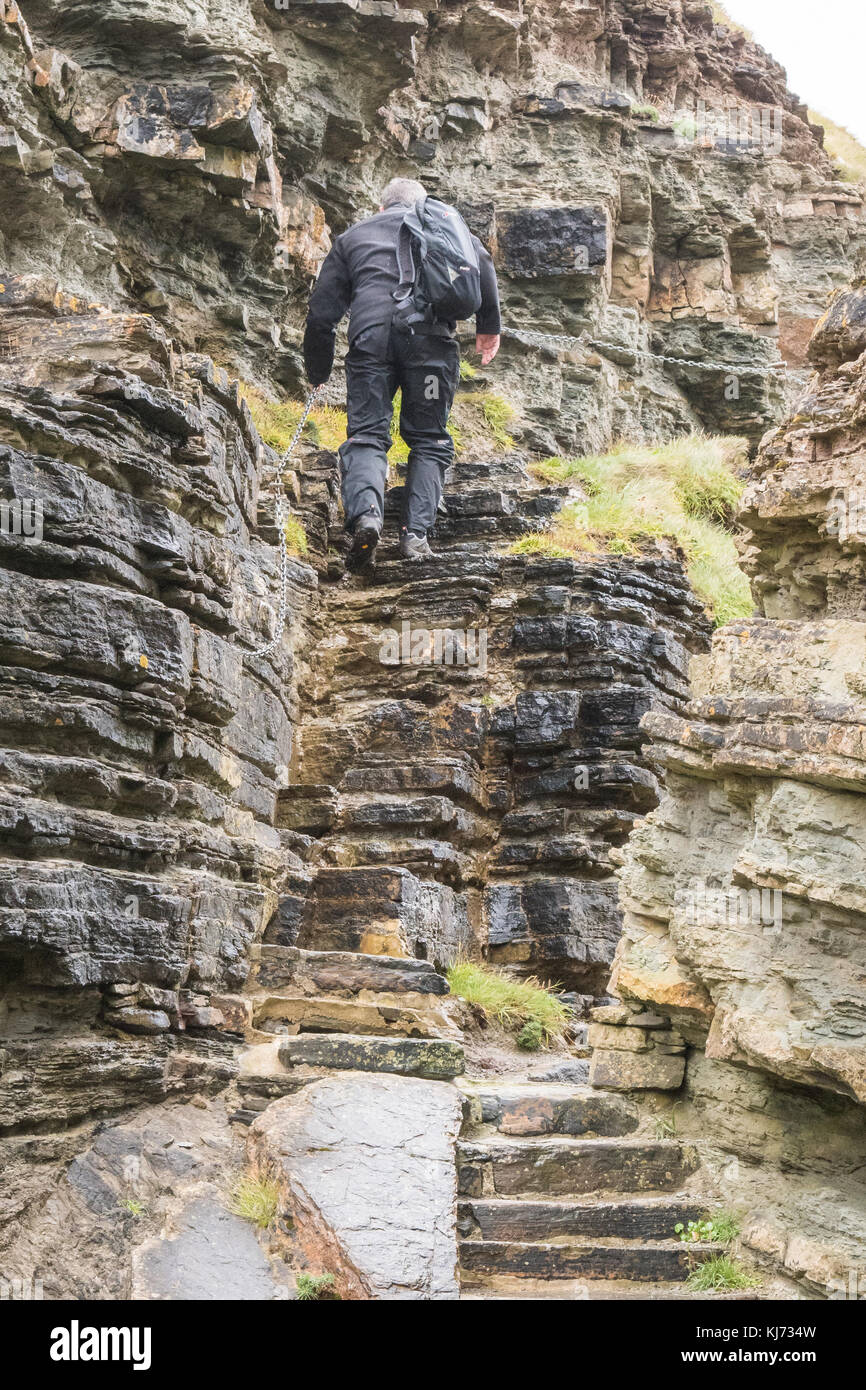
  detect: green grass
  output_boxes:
[284,516,308,557]
[120,1198,146,1218]
[296,1272,338,1301]
[509,533,574,561]
[244,386,349,454]
[808,110,866,187]
[451,390,515,453]
[632,104,659,122]
[446,959,570,1044]
[246,385,470,464]
[227,1175,279,1230]
[479,392,515,450]
[460,358,479,381]
[685,1254,760,1292]
[518,435,753,626]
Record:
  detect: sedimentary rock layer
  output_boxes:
[602,283,866,1294]
[0,281,317,1152]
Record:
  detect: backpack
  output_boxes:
[393,198,483,325]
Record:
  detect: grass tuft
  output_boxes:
[244,386,348,454]
[447,959,570,1044]
[685,1254,760,1292]
[284,516,309,557]
[479,392,516,450]
[227,1175,279,1230]
[632,104,660,122]
[509,533,574,561]
[808,111,866,187]
[451,391,515,453]
[296,1272,339,1301]
[518,434,753,626]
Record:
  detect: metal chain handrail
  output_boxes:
[507,327,790,375]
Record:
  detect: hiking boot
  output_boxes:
[399,530,435,561]
[347,515,381,570]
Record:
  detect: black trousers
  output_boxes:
[340,320,460,536]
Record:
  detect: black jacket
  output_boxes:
[303,204,501,385]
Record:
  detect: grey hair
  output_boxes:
[381,177,427,210]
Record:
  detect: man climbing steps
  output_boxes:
[303,177,501,569]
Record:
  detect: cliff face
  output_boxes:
[2,0,866,1299]
[0,283,319,1242]
[3,0,866,453]
[603,283,866,1296]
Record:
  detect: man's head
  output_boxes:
[380,177,427,211]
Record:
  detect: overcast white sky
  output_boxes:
[721,0,866,141]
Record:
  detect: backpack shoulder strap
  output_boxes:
[393,199,428,303]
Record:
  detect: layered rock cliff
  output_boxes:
[602,282,866,1298]
[2,0,866,1300]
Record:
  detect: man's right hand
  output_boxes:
[476,333,500,366]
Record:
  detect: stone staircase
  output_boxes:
[233,941,465,1124]
[234,447,718,1295]
[456,1079,726,1299]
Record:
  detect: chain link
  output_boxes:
[508,327,789,375]
[248,385,322,662]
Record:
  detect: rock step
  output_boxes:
[278,1032,465,1080]
[460,1082,639,1136]
[458,1195,705,1243]
[248,944,449,996]
[460,1275,762,1301]
[459,1237,725,1282]
[457,1137,697,1197]
[250,992,452,1040]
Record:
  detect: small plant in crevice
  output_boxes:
[685,1254,760,1293]
[480,392,515,450]
[296,1272,339,1301]
[673,115,698,141]
[632,104,660,122]
[284,516,309,558]
[516,1019,545,1051]
[654,1103,681,1139]
[227,1174,279,1230]
[676,1211,740,1246]
[120,1198,147,1218]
